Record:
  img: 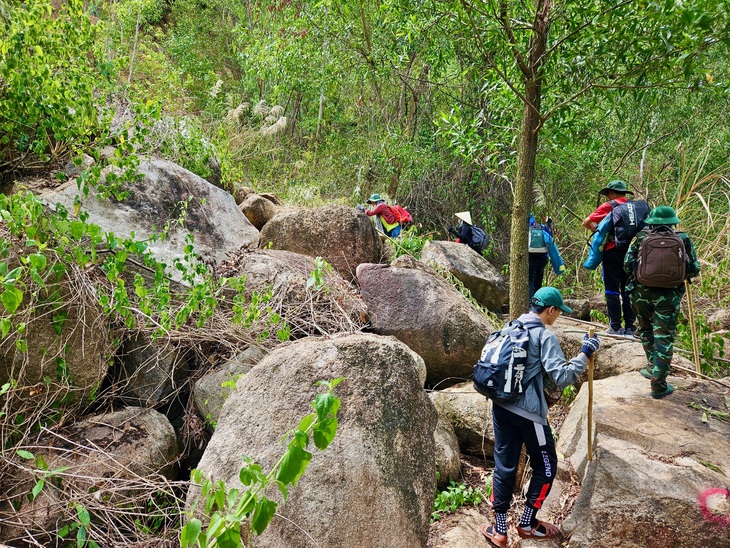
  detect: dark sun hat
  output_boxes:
[598,179,634,196]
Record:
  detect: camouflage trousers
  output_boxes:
[629,285,682,383]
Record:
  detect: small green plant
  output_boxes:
[431,480,486,522]
[561,385,577,405]
[306,257,332,291]
[589,309,609,325]
[57,503,99,548]
[181,378,344,547]
[389,227,429,259]
[677,312,727,377]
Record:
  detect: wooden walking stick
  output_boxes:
[685,280,702,377]
[587,327,595,462]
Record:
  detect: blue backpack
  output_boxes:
[469,226,488,253]
[473,319,543,403]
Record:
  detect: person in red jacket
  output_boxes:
[582,179,636,336]
[357,193,401,238]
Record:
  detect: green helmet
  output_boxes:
[367,193,383,203]
[645,205,681,225]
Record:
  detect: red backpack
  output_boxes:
[389,204,413,224]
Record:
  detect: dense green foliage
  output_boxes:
[0,0,728,357]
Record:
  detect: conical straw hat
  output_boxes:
[455,211,472,225]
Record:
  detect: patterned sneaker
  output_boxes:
[606,327,624,335]
[623,327,637,339]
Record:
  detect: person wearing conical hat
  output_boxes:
[624,206,701,399]
[356,193,401,238]
[581,179,637,337]
[449,211,474,244]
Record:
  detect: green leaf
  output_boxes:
[276,480,289,504]
[28,253,47,270]
[276,446,311,486]
[76,504,91,526]
[216,529,242,548]
[239,466,253,486]
[214,483,227,511]
[313,392,340,421]
[297,414,316,432]
[31,479,44,500]
[0,318,10,338]
[16,450,35,460]
[1,286,24,314]
[76,525,88,547]
[251,498,277,535]
[5,267,23,282]
[180,519,202,547]
[312,417,338,450]
[226,488,240,508]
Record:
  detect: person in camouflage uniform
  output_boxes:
[624,206,701,398]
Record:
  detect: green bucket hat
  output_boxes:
[598,179,634,196]
[532,287,573,314]
[367,193,383,203]
[645,205,681,225]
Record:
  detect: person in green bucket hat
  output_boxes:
[582,179,639,338]
[356,193,402,238]
[624,206,701,399]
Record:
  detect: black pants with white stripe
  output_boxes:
[491,404,557,514]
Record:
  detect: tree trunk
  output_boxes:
[508,0,551,315]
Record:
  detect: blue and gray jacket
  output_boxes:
[495,313,588,425]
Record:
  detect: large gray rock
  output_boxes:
[187,333,436,548]
[434,416,461,488]
[0,278,113,401]
[239,193,282,230]
[41,158,259,281]
[226,249,367,338]
[258,206,386,281]
[0,407,178,543]
[432,508,489,547]
[430,381,493,458]
[421,240,508,311]
[193,346,267,425]
[558,373,730,547]
[357,255,499,387]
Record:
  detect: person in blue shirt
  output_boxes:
[528,214,566,301]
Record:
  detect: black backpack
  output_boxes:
[610,199,650,250]
[469,226,488,253]
[635,226,687,288]
[473,320,543,403]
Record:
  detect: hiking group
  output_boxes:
[475,180,699,547]
[356,188,700,544]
